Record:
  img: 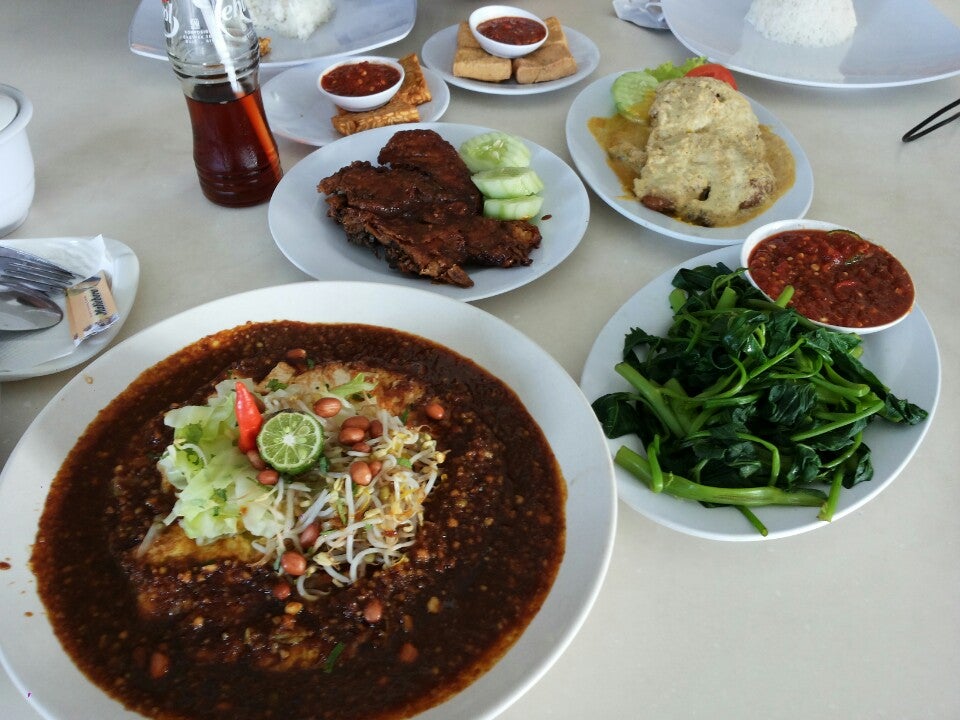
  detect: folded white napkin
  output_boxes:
[613,0,668,29]
[0,235,111,375]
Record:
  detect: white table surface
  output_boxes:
[2,1,959,718]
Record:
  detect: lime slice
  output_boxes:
[256,411,324,475]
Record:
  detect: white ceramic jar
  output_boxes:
[0,84,35,238]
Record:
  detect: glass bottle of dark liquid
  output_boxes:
[162,0,282,207]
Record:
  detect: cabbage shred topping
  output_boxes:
[155,374,446,597]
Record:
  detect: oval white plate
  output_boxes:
[0,281,616,719]
[661,0,960,88]
[579,245,940,541]
[0,236,140,381]
[269,122,590,302]
[128,0,417,69]
[263,59,450,146]
[565,72,814,245]
[421,24,599,95]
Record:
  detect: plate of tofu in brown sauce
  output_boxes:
[421,17,600,94]
[565,71,814,245]
[267,122,590,301]
[263,53,451,146]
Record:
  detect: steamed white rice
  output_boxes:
[745,0,857,47]
[247,0,335,41]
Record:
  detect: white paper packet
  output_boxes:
[0,235,113,374]
[613,0,668,29]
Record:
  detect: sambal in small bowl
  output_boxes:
[317,56,405,112]
[741,219,915,334]
[469,5,548,59]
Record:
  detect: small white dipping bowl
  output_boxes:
[469,5,548,59]
[741,219,915,335]
[0,84,35,238]
[317,56,404,113]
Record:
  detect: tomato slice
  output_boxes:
[685,63,738,90]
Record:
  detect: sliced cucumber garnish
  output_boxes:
[483,195,544,221]
[459,132,532,173]
[471,167,544,199]
[611,71,658,122]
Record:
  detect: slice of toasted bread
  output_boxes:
[512,17,578,84]
[396,53,432,106]
[331,99,420,136]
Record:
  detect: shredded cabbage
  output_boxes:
[155,372,446,595]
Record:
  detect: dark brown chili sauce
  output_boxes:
[748,229,915,328]
[321,61,401,97]
[31,322,566,720]
[477,16,547,45]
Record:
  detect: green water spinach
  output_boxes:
[592,264,928,536]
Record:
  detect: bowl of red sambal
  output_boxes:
[469,5,548,59]
[317,56,404,112]
[742,219,915,334]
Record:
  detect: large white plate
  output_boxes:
[580,246,940,541]
[420,24,600,95]
[0,237,140,382]
[263,58,450,146]
[0,281,616,720]
[128,0,417,69]
[269,122,590,302]
[565,72,814,245]
[662,0,960,88]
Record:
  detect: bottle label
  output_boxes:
[163,0,253,43]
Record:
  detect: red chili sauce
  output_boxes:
[748,229,915,329]
[321,61,400,97]
[477,16,547,46]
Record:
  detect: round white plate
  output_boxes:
[263,58,450,146]
[662,0,960,88]
[269,122,590,302]
[128,0,416,69]
[0,237,140,382]
[0,281,616,720]
[565,72,814,245]
[579,246,941,541]
[420,24,600,95]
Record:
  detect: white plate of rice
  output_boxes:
[661,0,960,88]
[128,0,417,69]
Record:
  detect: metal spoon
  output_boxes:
[0,284,63,331]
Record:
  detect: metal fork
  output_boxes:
[0,246,81,293]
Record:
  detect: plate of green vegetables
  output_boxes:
[580,246,940,540]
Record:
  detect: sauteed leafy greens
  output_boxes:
[592,264,928,535]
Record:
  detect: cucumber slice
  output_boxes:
[459,132,532,173]
[611,71,658,122]
[483,195,544,221]
[471,167,544,199]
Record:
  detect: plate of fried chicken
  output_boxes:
[268,123,590,301]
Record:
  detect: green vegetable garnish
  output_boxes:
[612,56,706,121]
[592,264,928,535]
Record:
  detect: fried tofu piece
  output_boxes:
[453,21,512,82]
[512,17,578,84]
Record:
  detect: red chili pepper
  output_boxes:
[234,381,263,453]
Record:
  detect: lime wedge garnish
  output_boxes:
[256,411,324,475]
